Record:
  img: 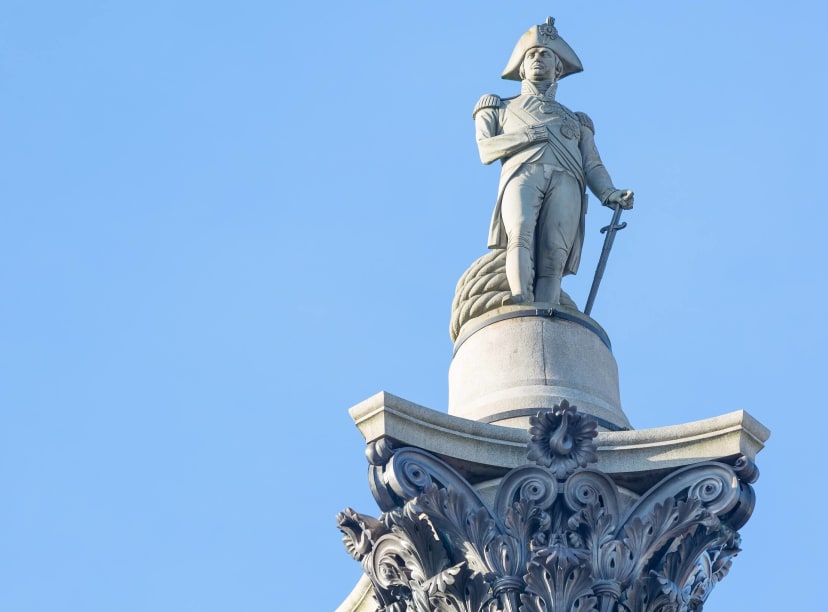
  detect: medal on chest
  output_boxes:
[539,101,580,140]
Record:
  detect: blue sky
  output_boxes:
[1,1,825,610]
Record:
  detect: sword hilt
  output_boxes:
[600,220,627,234]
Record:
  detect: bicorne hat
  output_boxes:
[501,17,583,81]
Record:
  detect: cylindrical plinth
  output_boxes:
[448,307,632,431]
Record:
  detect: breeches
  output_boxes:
[500,164,582,279]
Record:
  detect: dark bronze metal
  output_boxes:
[339,402,755,612]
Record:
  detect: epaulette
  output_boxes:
[472,94,502,119]
[576,111,595,134]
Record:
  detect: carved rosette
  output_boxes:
[338,403,757,612]
[527,399,597,478]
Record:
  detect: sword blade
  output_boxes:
[584,203,626,316]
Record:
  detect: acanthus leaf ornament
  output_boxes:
[338,404,757,611]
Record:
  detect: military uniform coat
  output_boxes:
[474,81,616,276]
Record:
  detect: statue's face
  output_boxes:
[522,46,557,82]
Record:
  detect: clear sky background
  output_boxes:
[1,1,824,610]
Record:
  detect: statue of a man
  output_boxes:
[474,17,633,307]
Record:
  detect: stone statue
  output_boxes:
[474,17,633,307]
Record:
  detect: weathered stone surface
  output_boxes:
[336,575,376,612]
[449,308,629,430]
[350,391,768,491]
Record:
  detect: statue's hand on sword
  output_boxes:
[604,189,634,210]
[584,188,633,316]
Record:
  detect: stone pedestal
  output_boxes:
[449,306,631,431]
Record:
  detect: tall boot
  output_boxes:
[534,274,561,305]
[505,244,534,304]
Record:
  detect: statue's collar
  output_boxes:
[522,80,557,101]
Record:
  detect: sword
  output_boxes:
[584,201,627,316]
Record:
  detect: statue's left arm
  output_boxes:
[578,112,634,209]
